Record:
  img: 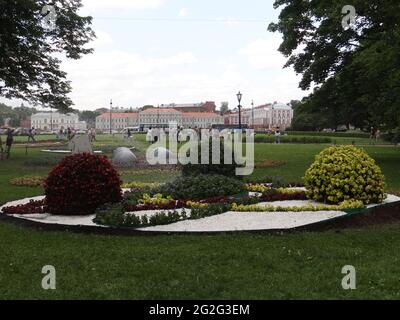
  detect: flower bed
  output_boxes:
[1,199,47,215]
[1,146,395,232]
[10,176,46,187]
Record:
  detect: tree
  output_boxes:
[269,0,400,131]
[220,102,229,115]
[0,1,95,111]
[0,103,38,127]
[78,110,100,129]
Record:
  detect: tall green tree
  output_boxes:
[220,102,229,115]
[269,0,400,131]
[0,0,95,111]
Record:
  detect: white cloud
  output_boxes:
[239,36,286,70]
[92,31,113,47]
[179,8,188,17]
[82,0,164,10]
[216,17,240,26]
[61,50,200,107]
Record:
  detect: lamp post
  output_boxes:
[50,107,53,132]
[109,99,113,134]
[251,100,255,129]
[157,104,160,127]
[236,91,243,130]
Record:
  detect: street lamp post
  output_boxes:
[109,99,113,134]
[50,107,53,132]
[251,100,255,129]
[237,91,243,130]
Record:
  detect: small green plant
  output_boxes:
[182,139,241,177]
[304,146,386,205]
[155,174,245,200]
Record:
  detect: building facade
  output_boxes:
[160,101,217,113]
[95,108,223,131]
[224,103,293,130]
[31,113,87,131]
[96,112,139,131]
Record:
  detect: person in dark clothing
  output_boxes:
[0,134,4,160]
[28,127,36,143]
[6,129,14,159]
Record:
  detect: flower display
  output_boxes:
[10,176,45,187]
[45,153,123,215]
[2,200,47,215]
[304,146,386,204]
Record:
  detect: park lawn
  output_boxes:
[1,140,400,204]
[253,144,400,191]
[1,136,400,299]
[1,222,400,299]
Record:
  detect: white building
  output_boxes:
[96,113,139,131]
[31,112,87,131]
[95,109,223,131]
[224,103,294,130]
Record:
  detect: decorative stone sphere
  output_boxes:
[113,147,137,167]
[146,147,175,165]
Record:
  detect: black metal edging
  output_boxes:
[1,201,400,237]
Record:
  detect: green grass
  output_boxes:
[1,134,400,299]
[1,136,399,203]
[253,144,400,191]
[1,223,400,299]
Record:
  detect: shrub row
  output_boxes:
[153,174,245,200]
[285,131,369,138]
[254,135,332,144]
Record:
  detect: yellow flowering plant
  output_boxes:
[304,146,386,205]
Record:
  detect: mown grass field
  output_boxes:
[0,133,399,299]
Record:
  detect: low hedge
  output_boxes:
[154,174,245,200]
[285,131,369,138]
[254,135,332,144]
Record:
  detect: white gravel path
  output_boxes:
[1,193,399,232]
[137,211,347,232]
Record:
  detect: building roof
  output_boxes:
[97,112,139,119]
[272,103,292,110]
[141,108,181,114]
[31,112,77,117]
[183,112,221,118]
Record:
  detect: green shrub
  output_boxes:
[286,131,369,139]
[253,135,332,144]
[182,139,240,177]
[304,146,386,204]
[155,174,245,200]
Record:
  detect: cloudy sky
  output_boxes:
[5,0,309,111]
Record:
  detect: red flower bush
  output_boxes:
[45,153,122,215]
[2,200,47,215]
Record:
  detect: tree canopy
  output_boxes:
[0,0,95,111]
[269,0,400,131]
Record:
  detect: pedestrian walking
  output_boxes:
[28,127,36,143]
[6,128,14,159]
[275,128,281,144]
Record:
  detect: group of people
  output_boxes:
[0,128,15,160]
[370,127,381,141]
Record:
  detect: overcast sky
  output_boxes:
[3,0,309,111]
